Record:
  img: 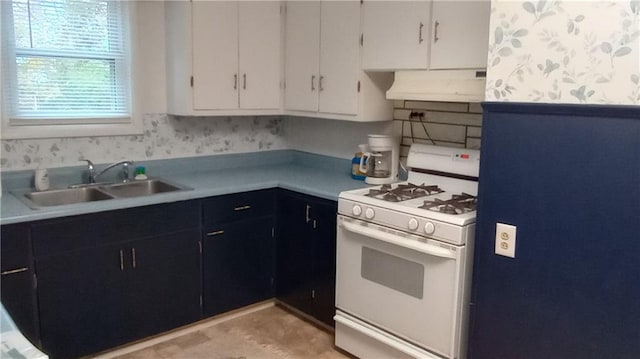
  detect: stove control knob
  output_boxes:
[424,221,436,235]
[408,218,419,230]
[365,208,375,219]
[352,205,362,216]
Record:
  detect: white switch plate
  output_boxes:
[495,223,517,258]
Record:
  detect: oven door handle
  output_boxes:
[340,221,456,259]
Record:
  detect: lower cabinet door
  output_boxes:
[275,192,315,315]
[203,217,275,317]
[37,243,130,359]
[310,199,338,327]
[36,230,201,359]
[122,229,202,340]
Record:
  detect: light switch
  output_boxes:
[495,223,516,258]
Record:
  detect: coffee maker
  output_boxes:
[359,134,399,185]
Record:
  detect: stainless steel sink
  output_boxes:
[22,187,114,208]
[99,179,191,198]
[15,178,191,209]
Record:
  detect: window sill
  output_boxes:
[1,119,144,140]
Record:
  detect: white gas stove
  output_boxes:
[335,144,480,359]
[339,144,479,243]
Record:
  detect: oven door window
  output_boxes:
[361,247,424,299]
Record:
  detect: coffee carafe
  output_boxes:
[358,134,399,185]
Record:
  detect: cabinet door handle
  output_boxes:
[419,22,425,44]
[243,73,247,90]
[234,74,238,90]
[433,21,439,43]
[305,204,311,223]
[207,230,225,236]
[234,205,251,211]
[1,267,28,276]
[131,248,137,269]
[119,249,124,271]
[319,76,324,91]
[311,75,316,91]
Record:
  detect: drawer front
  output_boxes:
[1,223,31,271]
[31,200,201,258]
[203,189,275,225]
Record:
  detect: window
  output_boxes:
[1,0,138,139]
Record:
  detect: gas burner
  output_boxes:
[419,193,477,214]
[366,183,444,202]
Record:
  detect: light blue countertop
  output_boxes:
[0,150,369,225]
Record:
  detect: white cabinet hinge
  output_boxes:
[199,295,203,307]
[311,289,315,299]
[190,76,194,87]
[360,33,364,47]
[357,81,361,93]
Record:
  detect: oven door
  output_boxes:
[336,215,465,358]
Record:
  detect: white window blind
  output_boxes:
[1,0,131,123]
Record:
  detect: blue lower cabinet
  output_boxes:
[275,190,337,327]
[0,223,40,346]
[32,202,202,359]
[202,217,275,317]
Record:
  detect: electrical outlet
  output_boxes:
[495,223,516,258]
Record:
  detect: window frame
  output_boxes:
[0,0,142,140]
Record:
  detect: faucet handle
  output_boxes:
[81,159,96,183]
[81,159,94,169]
[122,161,134,182]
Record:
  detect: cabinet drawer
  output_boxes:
[203,189,275,225]
[1,224,31,271]
[31,200,201,258]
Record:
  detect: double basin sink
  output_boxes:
[18,179,192,209]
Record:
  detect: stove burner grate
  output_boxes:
[420,193,477,214]
[365,183,444,202]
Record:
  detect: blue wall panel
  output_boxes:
[470,103,640,359]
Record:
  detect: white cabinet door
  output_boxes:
[361,1,431,70]
[318,2,360,116]
[192,2,239,110]
[429,1,490,69]
[239,2,281,109]
[284,1,321,112]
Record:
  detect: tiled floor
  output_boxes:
[100,304,350,359]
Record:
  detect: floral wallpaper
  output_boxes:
[0,114,286,170]
[486,0,640,104]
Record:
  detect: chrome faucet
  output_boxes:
[82,159,134,184]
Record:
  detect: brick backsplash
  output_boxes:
[393,100,482,160]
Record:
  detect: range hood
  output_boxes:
[386,69,486,103]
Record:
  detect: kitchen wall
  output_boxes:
[486,0,640,104]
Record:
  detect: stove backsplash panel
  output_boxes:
[393,100,483,165]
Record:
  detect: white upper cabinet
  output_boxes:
[192,2,238,110]
[284,1,392,121]
[429,1,491,69]
[361,0,490,71]
[361,1,431,70]
[166,1,282,116]
[283,1,321,112]
[238,2,282,109]
[318,1,360,115]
